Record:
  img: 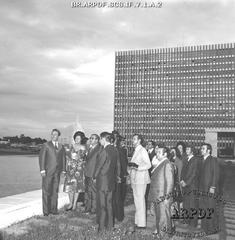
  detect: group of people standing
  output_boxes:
[39,129,128,232]
[39,129,221,238]
[144,139,221,238]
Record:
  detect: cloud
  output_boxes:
[0,0,235,139]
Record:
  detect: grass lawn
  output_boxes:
[1,164,235,240]
[0,186,157,240]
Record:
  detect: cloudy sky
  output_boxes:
[0,0,235,139]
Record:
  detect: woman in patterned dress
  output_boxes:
[64,131,87,210]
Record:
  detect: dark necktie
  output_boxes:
[55,143,58,150]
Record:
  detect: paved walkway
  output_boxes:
[0,185,69,229]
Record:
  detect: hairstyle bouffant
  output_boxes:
[73,131,86,145]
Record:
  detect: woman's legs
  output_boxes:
[72,192,79,210]
[67,192,74,209]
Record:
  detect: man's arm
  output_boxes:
[62,146,66,173]
[165,163,174,196]
[120,148,128,176]
[39,144,47,176]
[210,157,219,193]
[137,148,151,171]
[116,149,121,182]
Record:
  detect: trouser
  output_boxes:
[96,190,114,231]
[113,182,126,222]
[182,188,198,227]
[84,176,96,213]
[145,183,151,210]
[154,200,173,235]
[42,172,60,215]
[131,183,147,227]
[200,196,220,235]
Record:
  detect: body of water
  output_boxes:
[0,155,42,198]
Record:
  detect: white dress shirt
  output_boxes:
[187,154,193,162]
[129,144,151,184]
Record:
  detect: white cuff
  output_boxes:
[40,170,46,173]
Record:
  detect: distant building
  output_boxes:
[114,43,235,157]
[0,140,10,145]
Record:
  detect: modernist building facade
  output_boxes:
[114,43,235,156]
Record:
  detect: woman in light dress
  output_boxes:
[63,131,87,211]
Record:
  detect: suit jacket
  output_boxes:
[116,146,128,181]
[148,148,155,175]
[84,144,102,178]
[94,144,120,192]
[129,145,151,185]
[199,155,220,192]
[148,158,174,202]
[148,148,155,162]
[174,157,183,181]
[39,141,66,176]
[181,156,199,191]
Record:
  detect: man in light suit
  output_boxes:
[39,129,66,216]
[84,134,102,214]
[129,134,151,229]
[148,146,174,238]
[93,132,120,232]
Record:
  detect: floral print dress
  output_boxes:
[63,145,86,193]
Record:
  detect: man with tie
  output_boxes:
[84,134,102,214]
[39,129,66,216]
[148,146,174,238]
[147,140,156,165]
[112,134,128,222]
[198,143,220,235]
[93,132,120,232]
[129,134,151,230]
[180,144,199,227]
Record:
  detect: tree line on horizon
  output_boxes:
[0,134,47,145]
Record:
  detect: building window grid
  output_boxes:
[114,44,235,151]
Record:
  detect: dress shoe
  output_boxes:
[135,226,146,230]
[135,226,146,231]
[51,212,58,215]
[66,206,73,211]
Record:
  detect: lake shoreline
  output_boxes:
[0,149,38,156]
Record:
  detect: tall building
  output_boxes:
[114,43,235,157]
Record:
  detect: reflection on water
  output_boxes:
[0,155,41,198]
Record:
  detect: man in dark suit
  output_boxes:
[113,135,128,222]
[93,132,120,232]
[180,144,199,227]
[199,143,220,235]
[84,134,102,214]
[147,140,156,164]
[39,129,66,216]
[148,146,174,238]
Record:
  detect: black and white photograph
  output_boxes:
[0,0,235,239]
